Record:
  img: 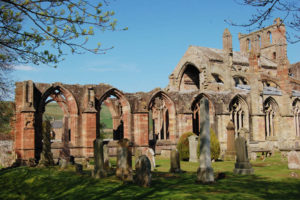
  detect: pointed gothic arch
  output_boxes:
[179,63,201,91]
[229,95,249,136]
[263,97,279,139]
[148,91,176,142]
[96,88,131,141]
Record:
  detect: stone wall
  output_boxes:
[0,140,15,168]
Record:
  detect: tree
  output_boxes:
[227,0,300,43]
[0,0,126,99]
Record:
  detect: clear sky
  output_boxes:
[12,0,300,93]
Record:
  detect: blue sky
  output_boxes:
[12,0,300,93]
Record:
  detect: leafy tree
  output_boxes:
[0,101,14,136]
[227,0,300,43]
[0,0,126,99]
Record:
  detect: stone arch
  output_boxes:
[261,78,280,89]
[263,97,279,139]
[97,88,131,141]
[292,98,300,137]
[233,75,249,87]
[229,95,249,135]
[36,85,79,160]
[148,91,176,142]
[191,93,216,136]
[178,62,201,91]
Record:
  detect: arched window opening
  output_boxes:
[97,94,123,140]
[149,95,170,141]
[179,64,200,91]
[257,35,261,47]
[293,99,300,138]
[229,96,249,136]
[273,52,276,60]
[268,31,272,44]
[247,38,251,51]
[212,73,224,84]
[264,98,278,139]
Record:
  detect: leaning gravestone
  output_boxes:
[169,149,181,173]
[116,139,133,181]
[189,135,198,162]
[234,132,254,175]
[135,155,152,187]
[196,98,214,183]
[287,151,300,169]
[92,139,107,178]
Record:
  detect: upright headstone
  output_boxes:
[145,148,156,170]
[287,151,300,169]
[196,98,214,183]
[234,132,254,175]
[116,139,133,181]
[38,120,54,167]
[135,155,152,187]
[103,144,111,171]
[169,149,181,173]
[92,139,107,178]
[224,120,236,161]
[189,135,199,162]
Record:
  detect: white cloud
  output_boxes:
[13,65,36,71]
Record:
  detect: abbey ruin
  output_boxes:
[13,18,300,161]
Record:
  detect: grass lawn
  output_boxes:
[1,153,300,200]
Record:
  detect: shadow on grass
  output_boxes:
[1,167,300,200]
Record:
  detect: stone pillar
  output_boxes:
[188,135,198,162]
[196,98,214,183]
[224,121,236,161]
[92,139,107,178]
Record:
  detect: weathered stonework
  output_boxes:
[12,19,300,162]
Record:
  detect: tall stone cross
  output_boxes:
[196,97,214,183]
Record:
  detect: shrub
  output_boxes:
[197,128,221,161]
[177,132,195,161]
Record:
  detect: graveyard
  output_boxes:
[1,153,300,200]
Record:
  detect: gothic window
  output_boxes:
[229,96,248,136]
[179,64,200,91]
[293,100,300,137]
[149,96,169,140]
[264,98,278,139]
[212,73,224,84]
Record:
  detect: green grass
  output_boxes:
[1,153,300,200]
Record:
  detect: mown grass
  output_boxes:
[1,153,300,200]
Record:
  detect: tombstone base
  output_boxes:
[196,167,214,183]
[189,158,198,162]
[234,168,254,175]
[234,161,254,175]
[92,169,107,178]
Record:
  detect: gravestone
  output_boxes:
[287,151,300,169]
[60,158,68,169]
[38,121,54,167]
[103,144,111,171]
[234,132,254,175]
[145,148,156,170]
[116,139,133,181]
[250,152,257,161]
[75,163,83,174]
[188,135,198,162]
[92,139,107,178]
[169,149,181,173]
[224,120,236,161]
[135,155,152,187]
[196,98,214,183]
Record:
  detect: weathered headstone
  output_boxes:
[75,163,83,174]
[103,144,111,171]
[116,139,133,181]
[60,158,68,169]
[38,120,54,167]
[250,152,257,161]
[92,139,107,178]
[224,120,236,161]
[145,148,156,170]
[287,151,300,169]
[234,132,254,175]
[196,98,214,183]
[169,149,181,173]
[188,135,198,162]
[135,155,152,187]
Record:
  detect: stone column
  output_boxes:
[196,98,214,183]
[224,120,236,161]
